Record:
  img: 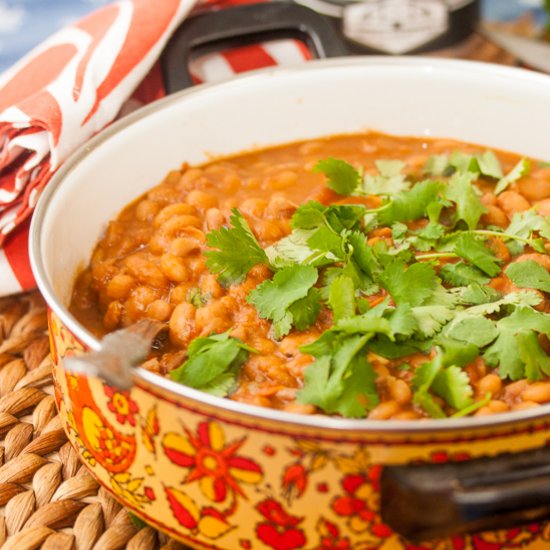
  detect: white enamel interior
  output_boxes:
[30,57,550,431]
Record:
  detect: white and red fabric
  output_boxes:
[0,0,311,296]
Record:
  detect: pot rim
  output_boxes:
[30,55,550,433]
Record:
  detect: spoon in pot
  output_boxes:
[63,319,168,390]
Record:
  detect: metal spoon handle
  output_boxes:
[63,319,168,389]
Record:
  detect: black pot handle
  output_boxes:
[161,2,349,94]
[381,445,550,542]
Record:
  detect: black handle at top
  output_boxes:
[381,445,550,543]
[161,2,349,94]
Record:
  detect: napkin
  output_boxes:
[0,0,311,296]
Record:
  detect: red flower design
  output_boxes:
[282,462,308,500]
[315,518,352,550]
[331,471,390,539]
[104,386,138,426]
[163,421,263,503]
[256,498,306,550]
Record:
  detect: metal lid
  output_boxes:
[293,0,480,54]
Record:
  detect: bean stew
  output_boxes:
[70,132,550,420]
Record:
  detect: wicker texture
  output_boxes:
[0,293,186,549]
[0,32,519,549]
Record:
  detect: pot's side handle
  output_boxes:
[161,2,349,94]
[381,445,550,543]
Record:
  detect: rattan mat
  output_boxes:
[0,33,519,550]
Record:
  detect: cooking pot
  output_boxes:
[29,15,550,550]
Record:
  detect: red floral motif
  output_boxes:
[282,462,308,500]
[162,421,263,503]
[165,486,234,539]
[452,522,549,550]
[104,386,139,426]
[331,468,390,541]
[64,374,136,474]
[144,486,156,501]
[256,498,306,550]
[141,405,160,455]
[315,518,352,550]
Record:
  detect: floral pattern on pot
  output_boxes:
[48,310,550,550]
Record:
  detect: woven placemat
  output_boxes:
[0,292,185,550]
[0,32,520,550]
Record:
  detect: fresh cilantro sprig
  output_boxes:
[205,209,269,286]
[247,265,320,339]
[195,149,550,420]
[170,332,256,396]
[314,158,361,196]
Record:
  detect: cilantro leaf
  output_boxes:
[484,328,524,380]
[379,260,438,307]
[505,260,550,293]
[247,265,319,339]
[477,151,504,179]
[265,228,320,268]
[412,353,446,418]
[445,316,498,348]
[298,334,376,417]
[435,337,479,367]
[449,151,502,178]
[507,209,550,241]
[378,180,443,225]
[348,231,380,279]
[362,160,410,196]
[440,262,490,286]
[328,275,356,322]
[456,283,501,306]
[445,172,486,229]
[517,330,550,381]
[495,158,531,195]
[424,155,451,177]
[432,365,473,410]
[334,355,379,417]
[314,158,361,196]
[484,307,550,381]
[205,209,268,286]
[288,288,322,331]
[499,306,550,335]
[291,201,326,230]
[170,332,252,396]
[453,233,501,276]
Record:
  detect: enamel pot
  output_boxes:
[29,6,550,549]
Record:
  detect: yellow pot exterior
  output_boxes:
[48,310,550,550]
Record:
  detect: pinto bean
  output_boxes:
[521,382,550,403]
[388,378,412,405]
[240,198,268,217]
[106,274,135,300]
[477,374,502,398]
[535,198,550,216]
[186,190,218,210]
[481,205,508,228]
[496,191,530,216]
[266,196,297,218]
[517,170,550,201]
[368,400,401,420]
[154,203,196,228]
[147,299,172,322]
[169,302,196,347]
[160,254,188,283]
[205,208,226,230]
[135,199,161,222]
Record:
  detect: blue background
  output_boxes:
[0,0,546,74]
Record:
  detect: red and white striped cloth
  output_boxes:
[0,0,312,296]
